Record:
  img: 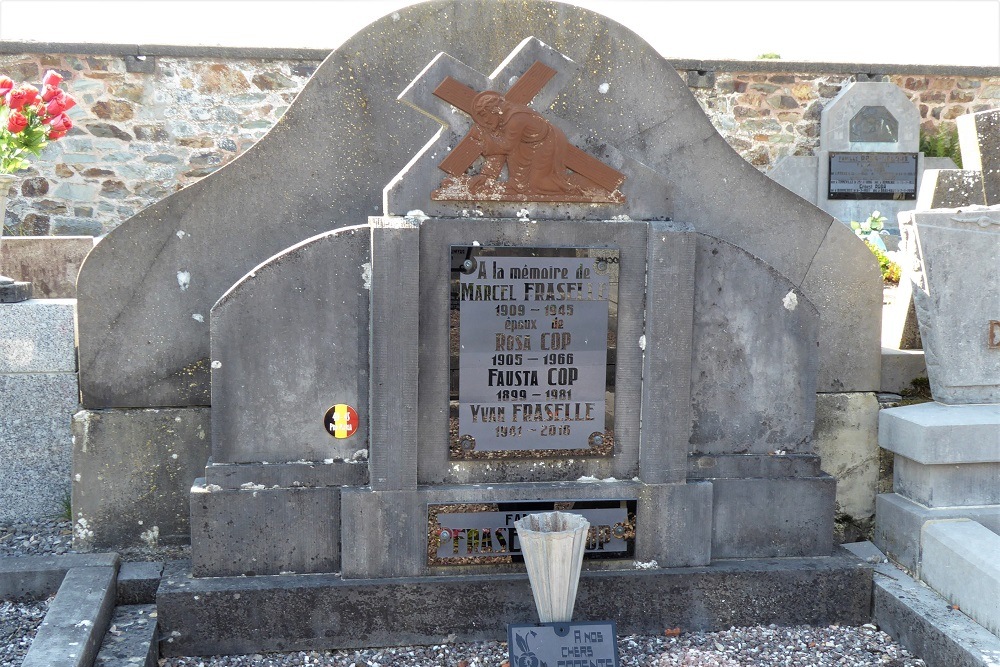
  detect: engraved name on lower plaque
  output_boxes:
[828,152,918,200]
[450,246,619,459]
[428,500,635,565]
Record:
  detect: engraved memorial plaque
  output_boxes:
[508,622,620,667]
[428,499,636,566]
[828,152,918,200]
[449,246,618,458]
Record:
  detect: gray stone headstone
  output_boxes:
[76,0,880,411]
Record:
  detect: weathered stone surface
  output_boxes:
[0,299,76,373]
[77,0,878,409]
[0,372,78,521]
[72,407,210,549]
[191,481,341,577]
[22,566,117,667]
[157,552,871,656]
[117,562,163,605]
[211,226,370,464]
[880,348,926,393]
[879,402,1000,464]
[921,519,1000,636]
[94,604,158,667]
[916,169,985,209]
[812,392,879,542]
[906,207,1000,403]
[0,553,119,600]
[0,280,32,302]
[0,236,95,298]
[958,108,1000,204]
[690,235,819,454]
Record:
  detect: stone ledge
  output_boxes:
[921,520,1000,636]
[879,403,1000,464]
[157,550,871,657]
[0,552,120,599]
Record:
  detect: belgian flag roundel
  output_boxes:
[323,404,359,439]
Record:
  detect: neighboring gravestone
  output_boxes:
[0,236,95,298]
[769,81,948,236]
[876,206,1000,572]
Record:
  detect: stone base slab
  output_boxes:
[158,550,872,657]
[879,402,1000,464]
[72,407,211,549]
[0,280,32,303]
[920,519,1000,636]
[880,348,926,394]
[190,480,342,577]
[874,493,1000,572]
[894,456,1000,507]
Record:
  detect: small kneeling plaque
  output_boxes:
[508,621,620,667]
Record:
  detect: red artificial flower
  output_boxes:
[0,76,13,97]
[47,129,66,140]
[61,94,76,111]
[41,84,60,102]
[49,113,73,134]
[7,87,29,110]
[21,85,38,104]
[7,111,28,134]
[46,93,66,116]
[42,70,63,87]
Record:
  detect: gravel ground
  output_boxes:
[2,520,924,667]
[0,597,50,667]
[157,624,923,667]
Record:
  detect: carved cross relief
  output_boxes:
[397,38,626,204]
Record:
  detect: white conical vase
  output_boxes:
[515,511,590,623]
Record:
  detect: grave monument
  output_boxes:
[68,1,880,654]
[769,81,956,236]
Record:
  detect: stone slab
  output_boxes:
[117,562,163,605]
[190,481,341,577]
[634,482,712,566]
[0,236,95,298]
[690,235,819,454]
[77,0,878,409]
[958,109,1000,205]
[916,169,985,210]
[72,407,211,549]
[874,492,1000,572]
[879,402,1000,464]
[640,221,695,483]
[880,348,926,394]
[0,298,76,373]
[895,457,1000,508]
[687,454,822,479]
[21,566,117,667]
[0,553,119,600]
[157,550,871,657]
[210,226,371,465]
[709,476,836,558]
[0,280,32,303]
[0,372,78,521]
[812,392,880,541]
[94,604,158,667]
[204,460,368,489]
[907,207,1000,403]
[920,520,1000,636]
[876,562,1000,667]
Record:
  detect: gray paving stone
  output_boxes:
[0,299,76,373]
[94,604,158,667]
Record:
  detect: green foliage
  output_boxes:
[864,240,901,284]
[919,123,962,168]
[757,53,781,60]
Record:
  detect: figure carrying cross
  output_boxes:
[430,61,626,204]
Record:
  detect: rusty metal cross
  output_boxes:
[431,62,625,194]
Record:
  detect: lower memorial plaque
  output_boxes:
[450,246,619,459]
[428,500,636,566]
[828,151,918,200]
[508,621,620,667]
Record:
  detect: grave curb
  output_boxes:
[0,553,119,600]
[157,548,873,657]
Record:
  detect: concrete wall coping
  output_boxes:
[2,40,1000,77]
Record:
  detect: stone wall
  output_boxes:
[1,44,998,237]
